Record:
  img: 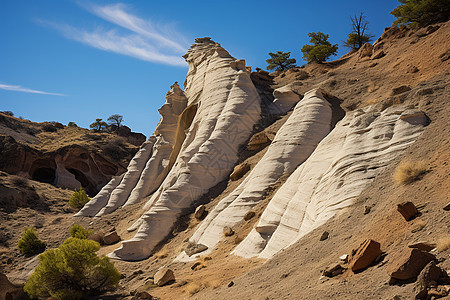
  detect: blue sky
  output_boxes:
[1,0,399,138]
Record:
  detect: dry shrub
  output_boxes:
[437,236,450,251]
[394,160,427,184]
[185,282,202,295]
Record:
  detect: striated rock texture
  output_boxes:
[178,89,335,259]
[76,82,188,216]
[79,38,261,261]
[234,105,428,258]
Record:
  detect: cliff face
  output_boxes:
[77,38,262,260]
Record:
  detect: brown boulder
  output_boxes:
[323,264,346,277]
[349,239,382,272]
[388,248,436,281]
[319,231,329,241]
[244,211,256,221]
[230,163,250,181]
[371,50,385,60]
[397,201,418,221]
[443,202,450,211]
[154,267,175,286]
[102,230,121,245]
[185,243,208,256]
[223,226,235,237]
[194,205,206,220]
[247,131,270,151]
[358,43,373,59]
[391,86,411,96]
[414,261,449,299]
[408,242,437,252]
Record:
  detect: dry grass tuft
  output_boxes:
[437,236,450,252]
[394,160,427,184]
[185,282,202,295]
[154,249,168,259]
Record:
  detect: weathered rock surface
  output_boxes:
[101,38,261,260]
[182,89,334,259]
[0,136,125,196]
[246,131,270,151]
[408,242,437,252]
[348,239,382,272]
[414,261,449,299]
[235,105,427,259]
[0,272,26,300]
[388,248,436,281]
[229,162,250,181]
[154,267,175,286]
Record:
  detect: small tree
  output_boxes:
[18,227,46,256]
[24,238,121,299]
[266,51,297,71]
[67,121,78,127]
[69,224,93,239]
[107,114,124,128]
[301,32,338,63]
[391,0,450,27]
[344,12,374,50]
[69,188,90,210]
[89,118,107,132]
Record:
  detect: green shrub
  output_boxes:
[24,238,121,300]
[301,32,338,63]
[69,224,93,239]
[69,188,90,210]
[391,0,450,27]
[17,227,46,256]
[266,51,297,71]
[67,121,78,127]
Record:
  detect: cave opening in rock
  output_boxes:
[66,168,90,188]
[32,168,56,184]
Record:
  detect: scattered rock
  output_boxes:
[368,62,378,68]
[414,261,449,299]
[323,264,346,277]
[154,267,175,287]
[397,201,418,221]
[349,239,382,273]
[228,281,234,287]
[319,231,329,241]
[427,287,449,298]
[191,261,204,271]
[443,203,450,211]
[194,205,206,220]
[371,51,385,60]
[102,230,121,245]
[244,211,256,221]
[407,65,419,73]
[223,226,235,237]
[132,291,153,300]
[185,243,208,256]
[408,242,437,252]
[230,163,250,181]
[388,248,436,281]
[247,131,270,151]
[391,86,412,96]
[364,206,372,215]
[426,25,440,35]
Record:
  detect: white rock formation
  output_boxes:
[233,106,428,258]
[76,82,188,217]
[103,38,261,260]
[178,89,334,260]
[268,83,301,115]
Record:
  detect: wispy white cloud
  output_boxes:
[0,83,66,96]
[40,2,188,67]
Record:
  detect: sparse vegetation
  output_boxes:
[69,224,93,239]
[2,110,14,116]
[18,227,46,256]
[344,12,374,50]
[301,32,338,63]
[266,51,297,71]
[107,114,124,130]
[69,188,91,210]
[67,121,78,127]
[391,0,450,27]
[393,160,427,184]
[24,238,121,300]
[437,236,450,251]
[89,118,108,132]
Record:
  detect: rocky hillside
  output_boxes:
[0,113,145,196]
[2,20,449,300]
